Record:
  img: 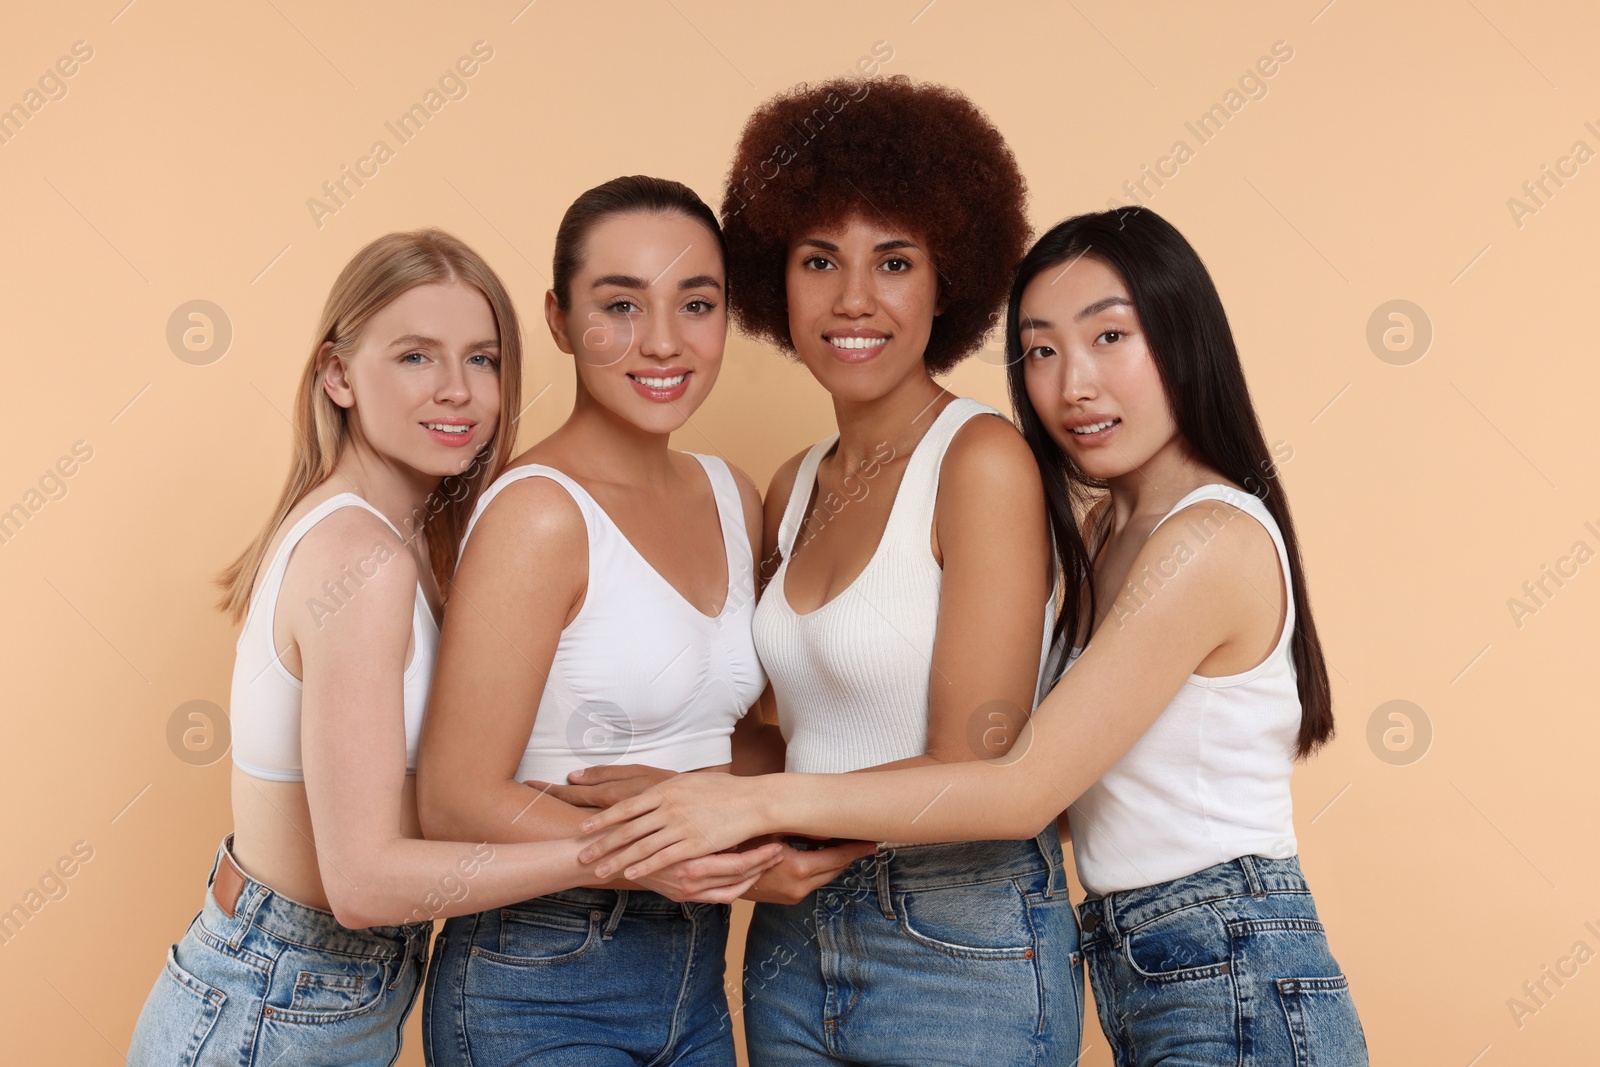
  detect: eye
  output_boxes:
[467,352,499,368]
[400,351,428,364]
[1025,345,1056,360]
[1096,330,1123,345]
[802,255,834,271]
[683,298,716,314]
[880,257,911,273]
[604,299,640,315]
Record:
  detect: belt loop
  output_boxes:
[875,852,895,919]
[389,929,414,990]
[1238,855,1267,899]
[230,884,266,949]
[601,890,628,940]
[1033,829,1062,898]
[1102,894,1120,945]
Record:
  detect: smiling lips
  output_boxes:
[825,332,889,363]
[423,418,477,447]
[626,368,692,402]
[1065,416,1121,444]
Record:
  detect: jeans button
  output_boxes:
[1081,911,1102,932]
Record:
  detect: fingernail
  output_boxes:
[579,819,593,832]
[595,864,610,877]
[624,867,638,879]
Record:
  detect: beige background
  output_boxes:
[2,1,1596,1063]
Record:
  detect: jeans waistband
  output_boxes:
[827,825,1066,899]
[209,835,429,961]
[1076,854,1309,940]
[525,885,727,924]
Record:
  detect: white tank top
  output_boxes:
[755,398,1055,774]
[1059,483,1301,896]
[230,494,438,783]
[459,454,765,782]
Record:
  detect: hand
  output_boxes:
[533,764,677,809]
[578,771,770,881]
[740,836,878,905]
[631,841,785,904]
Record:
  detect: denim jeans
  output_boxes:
[127,836,432,1067]
[1076,854,1368,1066]
[742,828,1083,1066]
[423,887,734,1066]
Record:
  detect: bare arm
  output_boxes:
[580,501,1281,878]
[864,414,1051,771]
[290,510,595,928]
[415,475,780,897]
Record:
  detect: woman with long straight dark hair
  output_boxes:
[581,207,1370,1065]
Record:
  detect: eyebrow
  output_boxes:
[387,333,499,350]
[1018,296,1136,333]
[592,273,723,292]
[797,238,921,253]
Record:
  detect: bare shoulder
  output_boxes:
[281,505,417,638]
[939,411,1044,504]
[468,468,586,551]
[1139,498,1281,601]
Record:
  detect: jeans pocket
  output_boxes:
[128,943,227,1067]
[1124,904,1232,982]
[478,900,600,966]
[264,949,390,1025]
[896,880,1035,959]
[1277,975,1369,1066]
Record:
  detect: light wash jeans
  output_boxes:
[1076,854,1368,1066]
[127,835,431,1066]
[742,827,1084,1065]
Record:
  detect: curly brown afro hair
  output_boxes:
[721,75,1029,375]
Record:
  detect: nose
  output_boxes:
[639,309,682,360]
[833,262,877,318]
[435,354,472,404]
[1059,348,1097,404]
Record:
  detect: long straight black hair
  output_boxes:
[1004,208,1333,757]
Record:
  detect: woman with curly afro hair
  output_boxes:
[724,75,1082,1064]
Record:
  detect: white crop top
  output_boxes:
[230,494,438,783]
[459,454,766,783]
[1059,484,1302,895]
[754,398,1055,774]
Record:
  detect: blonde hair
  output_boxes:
[217,229,524,621]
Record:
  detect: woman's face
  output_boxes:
[325,280,503,479]
[548,211,727,436]
[1018,255,1179,481]
[785,212,943,402]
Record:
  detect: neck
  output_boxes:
[327,435,441,547]
[552,380,676,487]
[1104,435,1218,532]
[828,368,949,468]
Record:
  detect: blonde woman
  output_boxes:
[127,230,766,1067]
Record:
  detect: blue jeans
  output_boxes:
[127,836,432,1067]
[423,887,735,1066]
[1076,854,1368,1066]
[742,828,1083,1065]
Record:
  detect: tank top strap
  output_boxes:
[881,396,1005,549]
[459,464,601,562]
[1149,483,1296,655]
[775,436,838,561]
[241,493,407,637]
[686,453,751,581]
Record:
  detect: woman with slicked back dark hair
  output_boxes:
[582,207,1370,1065]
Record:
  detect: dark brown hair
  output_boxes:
[551,175,726,311]
[720,75,1029,374]
[1007,208,1333,758]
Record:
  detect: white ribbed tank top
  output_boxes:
[1059,484,1302,895]
[231,494,438,782]
[458,454,766,783]
[754,398,1054,774]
